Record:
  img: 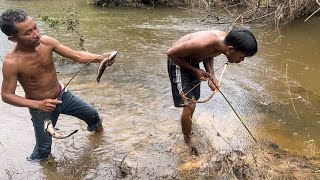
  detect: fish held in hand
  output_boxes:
[44,120,78,139]
[96,51,118,83]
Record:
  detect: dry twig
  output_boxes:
[285,64,299,118]
[305,0,320,22]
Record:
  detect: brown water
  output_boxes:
[0,0,320,178]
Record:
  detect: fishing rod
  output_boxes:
[182,62,261,148]
[209,77,261,148]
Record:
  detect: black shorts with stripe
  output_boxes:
[167,57,200,107]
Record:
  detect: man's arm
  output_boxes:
[166,38,209,80]
[47,36,115,65]
[203,57,214,75]
[1,58,61,112]
[203,57,220,91]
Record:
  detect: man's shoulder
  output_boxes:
[3,50,18,68]
[40,35,57,45]
[196,32,219,46]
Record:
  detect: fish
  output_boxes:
[44,120,78,139]
[96,51,118,83]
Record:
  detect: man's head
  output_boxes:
[0,9,41,47]
[224,28,258,63]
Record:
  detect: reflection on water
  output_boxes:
[0,0,320,178]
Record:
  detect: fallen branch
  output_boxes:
[210,116,235,151]
[304,8,320,22]
[305,0,320,22]
[285,64,299,118]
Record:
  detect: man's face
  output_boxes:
[10,16,41,47]
[226,47,246,63]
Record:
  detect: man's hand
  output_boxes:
[193,68,210,81]
[37,99,62,112]
[101,52,117,66]
[208,76,220,91]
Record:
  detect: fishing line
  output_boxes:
[59,59,96,99]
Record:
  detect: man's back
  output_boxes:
[171,30,227,64]
[175,30,227,45]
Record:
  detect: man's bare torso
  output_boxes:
[10,36,60,100]
[174,30,227,64]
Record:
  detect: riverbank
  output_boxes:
[177,125,320,179]
[90,0,319,26]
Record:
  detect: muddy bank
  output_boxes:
[177,125,320,179]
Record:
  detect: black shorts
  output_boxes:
[167,57,200,107]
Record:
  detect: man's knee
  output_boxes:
[184,103,196,112]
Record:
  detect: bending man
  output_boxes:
[167,28,257,152]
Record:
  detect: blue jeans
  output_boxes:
[28,90,103,160]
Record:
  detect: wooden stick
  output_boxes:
[218,63,228,84]
[182,63,228,103]
[304,7,320,22]
[286,64,299,118]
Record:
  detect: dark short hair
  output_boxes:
[0,9,28,36]
[224,28,258,57]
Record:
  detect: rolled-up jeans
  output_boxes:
[28,89,103,160]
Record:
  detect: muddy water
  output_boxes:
[0,0,320,178]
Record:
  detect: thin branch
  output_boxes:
[285,64,299,118]
[119,135,151,168]
[304,8,320,22]
[210,116,235,151]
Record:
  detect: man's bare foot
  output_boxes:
[184,136,199,156]
[95,124,104,134]
[184,135,191,144]
[189,146,199,156]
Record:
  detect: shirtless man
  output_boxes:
[167,28,257,152]
[0,9,116,161]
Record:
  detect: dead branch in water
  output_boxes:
[305,0,320,22]
[113,134,152,177]
[210,116,235,151]
[285,64,299,118]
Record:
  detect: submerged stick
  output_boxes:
[285,64,299,118]
[210,116,235,151]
